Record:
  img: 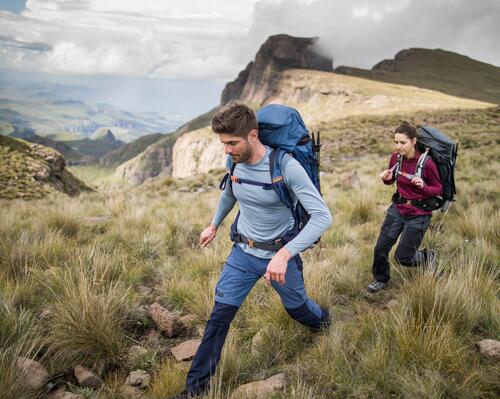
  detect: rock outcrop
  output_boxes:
[221,34,333,105]
[114,133,178,184]
[0,135,94,199]
[171,127,225,178]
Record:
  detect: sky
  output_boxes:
[0,0,499,116]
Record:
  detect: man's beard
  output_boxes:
[232,143,252,163]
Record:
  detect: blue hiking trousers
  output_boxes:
[185,244,328,394]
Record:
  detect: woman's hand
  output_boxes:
[380,169,393,182]
[411,176,424,189]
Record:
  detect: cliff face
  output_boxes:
[171,127,225,178]
[114,133,178,184]
[220,34,333,105]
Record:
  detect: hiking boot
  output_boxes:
[366,280,387,293]
[319,307,332,330]
[426,249,437,272]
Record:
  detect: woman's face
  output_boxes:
[394,133,416,157]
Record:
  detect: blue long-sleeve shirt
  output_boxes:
[212,146,332,258]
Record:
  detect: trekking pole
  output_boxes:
[311,130,321,173]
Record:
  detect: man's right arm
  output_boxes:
[199,178,237,247]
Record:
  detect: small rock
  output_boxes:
[231,373,286,398]
[148,302,183,337]
[74,365,103,388]
[47,388,84,399]
[171,339,201,361]
[126,370,151,388]
[16,357,49,390]
[251,326,272,356]
[120,385,149,399]
[37,307,52,320]
[477,339,500,359]
[334,295,351,306]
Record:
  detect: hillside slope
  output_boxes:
[0,135,93,199]
[335,48,500,104]
[99,133,165,167]
[171,70,492,178]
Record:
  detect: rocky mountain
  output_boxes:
[0,135,93,199]
[335,48,500,105]
[117,36,497,183]
[221,34,333,106]
[99,133,165,167]
[61,129,124,160]
[8,127,93,165]
[114,133,178,184]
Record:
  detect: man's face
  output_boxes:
[219,132,253,163]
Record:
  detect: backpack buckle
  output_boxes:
[247,239,255,248]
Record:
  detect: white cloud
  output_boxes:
[0,0,498,80]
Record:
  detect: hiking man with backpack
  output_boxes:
[169,102,332,398]
[366,121,451,293]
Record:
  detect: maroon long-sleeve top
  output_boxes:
[384,151,443,216]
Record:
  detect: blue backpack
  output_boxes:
[219,104,322,251]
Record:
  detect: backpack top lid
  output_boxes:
[417,125,456,160]
[256,104,308,152]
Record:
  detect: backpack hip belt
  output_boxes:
[392,192,437,211]
[232,232,284,251]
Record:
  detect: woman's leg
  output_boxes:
[394,215,432,267]
[372,210,404,283]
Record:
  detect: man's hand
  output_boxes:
[265,248,292,285]
[199,224,218,247]
[380,169,393,182]
[411,176,424,189]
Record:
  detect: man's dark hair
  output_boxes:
[212,101,257,138]
[395,121,417,139]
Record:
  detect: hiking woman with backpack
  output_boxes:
[367,121,443,293]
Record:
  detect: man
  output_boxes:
[169,102,332,398]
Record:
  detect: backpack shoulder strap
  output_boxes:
[270,148,294,208]
[415,148,430,178]
[219,156,236,191]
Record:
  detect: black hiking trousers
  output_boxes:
[372,204,432,283]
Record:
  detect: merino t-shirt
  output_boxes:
[212,146,332,259]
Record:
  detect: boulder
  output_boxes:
[477,339,500,359]
[74,365,103,388]
[171,339,201,362]
[16,357,49,390]
[126,370,151,388]
[231,373,286,398]
[148,302,183,337]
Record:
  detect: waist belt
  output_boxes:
[232,232,284,251]
[392,192,430,209]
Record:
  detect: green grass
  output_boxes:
[0,107,498,398]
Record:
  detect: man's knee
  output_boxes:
[208,301,239,326]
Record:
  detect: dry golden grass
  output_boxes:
[0,107,498,398]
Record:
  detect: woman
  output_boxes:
[367,121,443,293]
